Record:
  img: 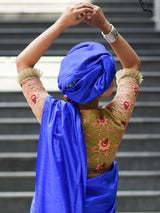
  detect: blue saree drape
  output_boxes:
[30,95,118,213]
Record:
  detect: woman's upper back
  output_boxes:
[19,67,142,176]
[80,71,141,175]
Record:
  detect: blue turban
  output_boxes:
[58,42,116,104]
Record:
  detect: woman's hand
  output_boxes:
[57,3,94,29]
[84,4,111,34]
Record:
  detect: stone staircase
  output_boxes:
[0,0,160,212]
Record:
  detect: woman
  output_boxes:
[16,3,142,213]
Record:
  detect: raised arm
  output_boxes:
[16,3,94,72]
[85,4,141,70]
[16,3,94,124]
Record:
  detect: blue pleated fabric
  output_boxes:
[30,95,118,213]
[58,42,116,104]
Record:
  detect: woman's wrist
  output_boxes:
[100,21,112,34]
[55,18,68,32]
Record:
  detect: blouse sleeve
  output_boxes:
[104,68,143,129]
[18,68,49,124]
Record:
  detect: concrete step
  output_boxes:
[0,190,159,213]
[0,7,153,19]
[0,192,32,213]
[132,102,160,117]
[0,91,62,101]
[140,72,160,87]
[116,152,160,171]
[117,56,160,71]
[0,56,159,92]
[0,17,154,30]
[97,0,153,12]
[116,190,160,212]
[125,87,160,102]
[1,49,160,57]
[120,134,160,152]
[0,171,35,192]
[0,101,160,118]
[0,0,153,19]
[1,38,160,57]
[125,117,160,134]
[118,171,160,191]
[0,151,159,171]
[0,135,38,152]
[1,27,160,40]
[0,133,160,152]
[0,170,160,192]
[0,134,159,153]
[0,117,160,135]
[0,152,37,171]
[0,87,160,102]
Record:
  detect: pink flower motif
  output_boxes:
[121,100,131,110]
[98,132,101,137]
[95,157,100,162]
[82,117,88,124]
[98,115,108,126]
[98,138,110,151]
[86,133,91,138]
[133,86,139,96]
[91,122,97,126]
[105,151,109,158]
[96,162,106,173]
[91,146,96,151]
[30,92,39,104]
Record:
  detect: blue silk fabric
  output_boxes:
[58,42,116,104]
[30,95,118,213]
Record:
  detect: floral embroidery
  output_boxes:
[30,92,39,104]
[86,133,91,138]
[133,86,139,96]
[80,72,140,175]
[96,162,106,173]
[95,157,100,162]
[98,115,108,126]
[122,100,131,110]
[98,138,110,151]
[91,146,96,151]
[91,122,97,126]
[105,151,109,158]
[21,76,48,123]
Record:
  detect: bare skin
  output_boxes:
[16,3,141,122]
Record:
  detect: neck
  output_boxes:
[77,98,99,110]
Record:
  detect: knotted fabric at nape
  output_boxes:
[58,42,116,104]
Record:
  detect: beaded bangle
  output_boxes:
[116,68,143,86]
[17,68,43,85]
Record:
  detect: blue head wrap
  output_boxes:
[58,42,116,104]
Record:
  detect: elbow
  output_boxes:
[16,55,33,73]
[131,57,141,71]
[16,56,22,73]
[16,55,25,73]
[135,57,141,71]
[125,56,141,71]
